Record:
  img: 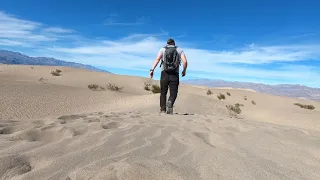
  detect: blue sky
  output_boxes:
[0,0,320,87]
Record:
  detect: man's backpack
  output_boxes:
[161,46,180,73]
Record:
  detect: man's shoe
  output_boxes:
[159,109,166,114]
[166,101,173,115]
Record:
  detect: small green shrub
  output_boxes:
[51,70,61,76]
[144,83,151,91]
[107,83,124,92]
[88,84,106,91]
[207,89,213,95]
[226,103,242,114]
[235,103,244,107]
[294,103,315,110]
[217,93,226,100]
[151,84,161,94]
[38,77,44,83]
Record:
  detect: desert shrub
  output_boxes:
[294,103,315,110]
[107,83,124,92]
[252,100,256,105]
[217,93,226,100]
[151,84,161,94]
[207,89,212,95]
[144,83,151,91]
[235,103,244,107]
[51,69,62,76]
[88,84,98,90]
[244,96,247,100]
[38,77,44,83]
[226,103,242,114]
[227,92,231,96]
[88,84,105,91]
[51,71,60,76]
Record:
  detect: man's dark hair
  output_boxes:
[167,38,175,45]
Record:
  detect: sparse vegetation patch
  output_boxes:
[252,100,256,105]
[151,84,161,94]
[107,83,124,92]
[294,103,315,110]
[244,96,247,100]
[207,89,212,95]
[38,77,44,83]
[235,103,244,107]
[227,92,231,96]
[217,93,226,100]
[226,103,242,115]
[51,69,62,76]
[144,83,151,91]
[88,84,106,91]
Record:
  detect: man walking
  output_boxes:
[149,38,188,114]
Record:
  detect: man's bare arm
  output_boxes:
[151,51,162,71]
[181,52,188,72]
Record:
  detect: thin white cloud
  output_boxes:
[0,11,72,43]
[0,39,29,46]
[42,27,74,33]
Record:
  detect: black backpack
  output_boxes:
[161,46,180,72]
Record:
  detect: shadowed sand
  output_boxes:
[1,65,320,180]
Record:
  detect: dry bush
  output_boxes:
[207,89,213,95]
[226,103,242,114]
[252,100,256,105]
[151,84,161,94]
[244,96,247,100]
[217,93,226,100]
[38,77,44,83]
[294,103,315,110]
[88,84,105,91]
[50,69,62,76]
[107,83,124,92]
[227,92,231,96]
[144,83,151,91]
[235,103,244,107]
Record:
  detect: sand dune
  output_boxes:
[1,64,320,180]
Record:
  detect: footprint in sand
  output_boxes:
[0,121,19,135]
[130,114,142,118]
[101,122,120,129]
[0,125,14,135]
[83,117,100,123]
[193,132,216,148]
[0,155,32,180]
[71,127,89,136]
[58,114,86,121]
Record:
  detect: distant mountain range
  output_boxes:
[0,50,108,73]
[182,79,320,102]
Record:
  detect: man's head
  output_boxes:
[167,38,175,45]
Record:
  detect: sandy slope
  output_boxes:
[1,64,320,180]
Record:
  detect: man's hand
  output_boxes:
[149,51,162,79]
[182,70,186,77]
[180,52,188,77]
[149,70,154,78]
